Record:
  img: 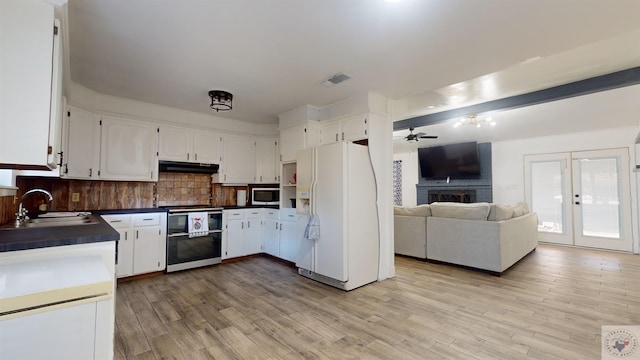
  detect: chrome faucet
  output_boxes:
[15,188,53,227]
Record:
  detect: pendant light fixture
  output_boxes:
[208,90,233,112]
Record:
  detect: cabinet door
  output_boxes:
[244,218,263,255]
[279,124,305,163]
[0,0,56,168]
[319,122,341,145]
[132,225,163,274]
[193,131,222,164]
[0,301,98,360]
[341,115,368,142]
[279,220,297,262]
[225,219,245,258]
[221,135,256,183]
[100,117,158,181]
[47,18,64,169]
[102,214,133,278]
[115,228,133,278]
[264,219,280,257]
[256,138,278,183]
[62,107,100,179]
[158,125,192,162]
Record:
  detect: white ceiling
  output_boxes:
[67,0,640,130]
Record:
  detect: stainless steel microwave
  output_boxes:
[252,188,279,205]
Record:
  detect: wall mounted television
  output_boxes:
[418,142,481,179]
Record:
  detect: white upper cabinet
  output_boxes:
[319,121,341,145]
[216,135,256,183]
[158,126,192,162]
[279,122,319,163]
[158,126,221,164]
[318,114,368,145]
[61,106,100,179]
[0,0,65,169]
[341,114,368,142]
[192,131,222,164]
[100,116,158,181]
[256,138,279,183]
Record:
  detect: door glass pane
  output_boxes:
[531,161,564,233]
[579,158,620,238]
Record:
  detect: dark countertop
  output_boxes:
[0,205,284,252]
[222,205,280,210]
[96,208,169,215]
[0,214,119,252]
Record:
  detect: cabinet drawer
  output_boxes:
[245,209,262,219]
[132,213,161,227]
[280,211,296,222]
[225,210,245,220]
[101,215,131,228]
[264,209,279,220]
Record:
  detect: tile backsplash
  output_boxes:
[15,177,155,212]
[156,173,211,207]
[9,173,268,220]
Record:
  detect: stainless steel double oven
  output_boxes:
[165,207,223,272]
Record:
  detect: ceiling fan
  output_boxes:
[403,127,438,142]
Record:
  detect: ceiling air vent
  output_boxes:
[321,73,351,87]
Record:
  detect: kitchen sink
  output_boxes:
[0,212,99,230]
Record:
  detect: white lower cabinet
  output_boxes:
[1,300,106,359]
[223,207,297,262]
[224,211,245,259]
[263,209,280,257]
[244,209,263,255]
[0,241,116,360]
[101,212,167,278]
[223,208,263,259]
[279,209,298,262]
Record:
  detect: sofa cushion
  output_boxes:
[430,202,490,220]
[510,202,530,218]
[488,204,514,221]
[394,204,431,217]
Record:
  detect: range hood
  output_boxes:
[158,160,219,174]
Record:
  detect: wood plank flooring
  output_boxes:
[114,244,640,359]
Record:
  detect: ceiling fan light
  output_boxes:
[453,114,497,128]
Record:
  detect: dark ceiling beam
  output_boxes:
[393,66,640,131]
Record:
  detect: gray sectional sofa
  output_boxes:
[393,202,538,274]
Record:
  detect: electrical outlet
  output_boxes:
[71,193,80,202]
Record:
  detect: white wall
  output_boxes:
[393,150,418,207]
[492,126,639,204]
[0,170,15,187]
[69,82,279,137]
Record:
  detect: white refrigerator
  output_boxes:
[295,141,380,291]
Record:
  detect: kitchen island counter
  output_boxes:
[0,215,119,252]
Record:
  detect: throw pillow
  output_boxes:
[488,204,514,221]
[430,202,491,220]
[394,204,431,217]
[510,201,530,217]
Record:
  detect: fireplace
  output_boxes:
[428,189,476,203]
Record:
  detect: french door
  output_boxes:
[524,148,633,252]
